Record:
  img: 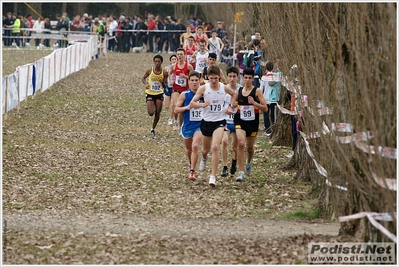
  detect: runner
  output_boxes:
[208,29,224,62]
[185,36,197,69]
[202,52,227,84]
[174,71,204,181]
[164,54,177,126]
[141,55,168,136]
[189,65,236,186]
[169,48,194,131]
[194,26,209,48]
[221,66,241,177]
[191,39,209,82]
[226,67,268,182]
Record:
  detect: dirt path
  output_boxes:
[2,51,345,264]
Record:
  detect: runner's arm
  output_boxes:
[174,92,188,114]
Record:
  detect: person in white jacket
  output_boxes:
[259,61,282,136]
[32,17,44,47]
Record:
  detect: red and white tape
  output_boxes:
[276,103,297,115]
[299,131,348,191]
[354,140,397,160]
[339,212,397,243]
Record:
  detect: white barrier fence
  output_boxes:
[2,34,98,117]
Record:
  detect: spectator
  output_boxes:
[175,18,185,48]
[21,15,30,47]
[43,17,52,47]
[260,61,282,136]
[82,20,91,34]
[155,16,166,53]
[165,16,175,53]
[246,38,261,87]
[116,15,124,52]
[134,15,147,48]
[25,14,33,44]
[123,16,133,52]
[3,12,14,46]
[108,15,118,51]
[146,14,156,52]
[285,65,299,158]
[216,20,227,40]
[11,14,21,47]
[32,16,44,46]
[56,14,69,47]
[71,15,82,31]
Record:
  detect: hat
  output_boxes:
[166,16,171,19]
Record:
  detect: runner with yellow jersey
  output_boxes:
[142,55,168,136]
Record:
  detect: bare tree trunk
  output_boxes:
[61,2,67,14]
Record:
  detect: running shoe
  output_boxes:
[245,162,253,175]
[199,157,207,171]
[168,118,173,125]
[230,162,237,175]
[151,129,156,136]
[189,170,196,181]
[209,175,216,186]
[236,171,245,182]
[173,121,178,130]
[221,166,229,177]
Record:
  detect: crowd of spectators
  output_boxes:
[3,10,234,61]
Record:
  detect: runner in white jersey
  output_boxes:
[189,65,236,187]
[221,66,240,177]
[191,39,209,83]
[208,29,224,62]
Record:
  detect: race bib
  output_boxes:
[190,108,202,121]
[209,100,222,113]
[226,112,235,124]
[240,105,255,121]
[198,61,207,68]
[151,81,162,92]
[175,76,187,87]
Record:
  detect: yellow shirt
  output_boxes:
[145,67,165,95]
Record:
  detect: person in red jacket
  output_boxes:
[146,14,157,53]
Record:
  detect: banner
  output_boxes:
[55,49,62,83]
[2,77,6,114]
[7,72,19,111]
[35,58,44,92]
[42,57,50,91]
[18,65,28,102]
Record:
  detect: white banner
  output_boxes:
[35,58,44,92]
[18,65,28,102]
[2,77,6,114]
[55,49,62,83]
[7,72,19,111]
[27,65,34,96]
[42,57,50,91]
[70,45,76,74]
[48,54,55,87]
[61,48,67,79]
[65,46,71,77]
